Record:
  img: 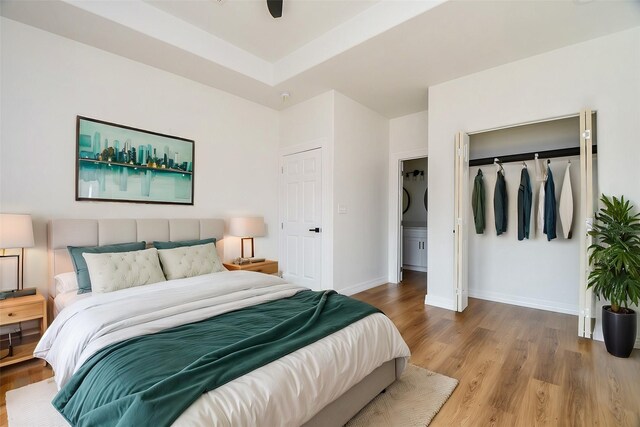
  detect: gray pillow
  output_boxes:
[68,241,146,294]
[152,238,216,250]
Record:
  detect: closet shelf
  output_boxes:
[469,145,598,167]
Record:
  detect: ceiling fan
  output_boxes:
[267,0,283,18]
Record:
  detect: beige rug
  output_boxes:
[347,364,458,426]
[6,364,457,427]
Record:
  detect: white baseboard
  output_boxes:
[424,294,456,310]
[339,276,387,296]
[468,289,578,315]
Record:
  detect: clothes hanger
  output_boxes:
[522,161,527,169]
[493,158,504,174]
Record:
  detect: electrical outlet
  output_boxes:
[338,204,347,214]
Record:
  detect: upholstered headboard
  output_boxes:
[47,218,225,297]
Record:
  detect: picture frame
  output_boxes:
[76,116,194,205]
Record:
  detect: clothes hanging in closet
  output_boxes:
[494,169,508,236]
[543,164,557,241]
[559,162,573,239]
[517,166,532,240]
[535,158,546,237]
[472,169,485,234]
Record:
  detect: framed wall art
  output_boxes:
[76,116,194,205]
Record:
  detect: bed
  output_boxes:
[37,218,410,426]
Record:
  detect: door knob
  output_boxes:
[308,227,321,233]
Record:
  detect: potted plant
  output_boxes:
[588,195,640,358]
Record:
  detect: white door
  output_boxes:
[280,149,322,290]
[454,132,470,311]
[578,109,596,338]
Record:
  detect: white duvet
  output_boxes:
[35,271,410,426]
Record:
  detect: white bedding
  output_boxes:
[36,271,410,426]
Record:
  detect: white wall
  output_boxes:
[387,110,428,282]
[427,27,640,343]
[389,111,428,154]
[333,92,389,293]
[279,91,334,148]
[0,18,280,296]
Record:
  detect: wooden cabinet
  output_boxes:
[0,292,47,367]
[223,260,279,275]
[403,228,427,272]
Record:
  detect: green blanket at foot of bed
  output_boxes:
[53,290,380,427]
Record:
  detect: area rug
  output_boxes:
[6,364,457,427]
[5,377,67,427]
[346,364,458,426]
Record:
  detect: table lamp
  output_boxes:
[229,217,266,259]
[0,214,35,290]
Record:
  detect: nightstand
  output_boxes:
[0,292,47,367]
[223,260,279,275]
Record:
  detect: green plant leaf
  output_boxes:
[588,194,640,310]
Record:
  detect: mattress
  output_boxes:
[36,271,410,426]
[53,290,91,317]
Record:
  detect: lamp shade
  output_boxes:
[0,214,35,249]
[229,217,266,238]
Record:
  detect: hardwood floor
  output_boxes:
[353,270,640,427]
[0,270,638,426]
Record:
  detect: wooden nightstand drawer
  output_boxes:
[0,301,42,324]
[0,292,47,368]
[243,263,278,274]
[223,260,279,275]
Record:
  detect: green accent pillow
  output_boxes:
[68,242,146,294]
[152,238,216,250]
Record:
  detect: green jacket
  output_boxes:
[472,169,485,234]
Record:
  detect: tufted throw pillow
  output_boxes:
[82,248,166,294]
[157,242,226,281]
[68,241,147,294]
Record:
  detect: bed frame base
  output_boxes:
[302,358,398,427]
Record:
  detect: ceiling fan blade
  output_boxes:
[267,0,282,18]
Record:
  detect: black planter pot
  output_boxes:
[602,306,637,358]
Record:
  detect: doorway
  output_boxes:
[399,157,428,290]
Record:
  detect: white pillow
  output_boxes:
[82,248,166,294]
[157,242,226,281]
[54,272,79,294]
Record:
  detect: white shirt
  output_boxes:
[559,162,573,239]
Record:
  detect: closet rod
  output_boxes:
[469,145,598,167]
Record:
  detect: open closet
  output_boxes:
[454,109,597,339]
